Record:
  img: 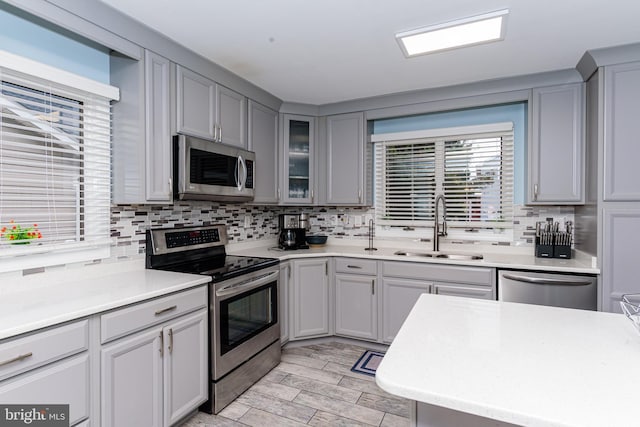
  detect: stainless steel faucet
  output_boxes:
[433,194,447,252]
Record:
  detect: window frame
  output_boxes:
[372,122,514,241]
[0,50,118,272]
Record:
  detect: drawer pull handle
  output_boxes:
[155,305,177,316]
[0,352,33,367]
[347,265,362,269]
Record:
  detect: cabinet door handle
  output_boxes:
[325,262,328,276]
[371,279,375,295]
[358,189,362,203]
[533,184,538,201]
[0,352,33,367]
[155,305,177,316]
[347,265,362,269]
[277,188,281,201]
[159,330,164,357]
[219,126,223,143]
[434,286,439,295]
[288,265,292,280]
[311,190,314,203]
[168,177,172,194]
[168,328,174,354]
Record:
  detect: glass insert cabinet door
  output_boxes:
[282,114,315,204]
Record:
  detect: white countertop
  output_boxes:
[227,238,599,274]
[0,260,210,341]
[375,294,640,427]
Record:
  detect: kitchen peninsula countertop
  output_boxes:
[227,238,599,274]
[0,260,210,341]
[375,294,640,427]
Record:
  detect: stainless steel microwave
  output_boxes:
[174,134,255,201]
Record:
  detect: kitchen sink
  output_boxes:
[394,250,483,261]
[434,253,483,260]
[393,251,434,257]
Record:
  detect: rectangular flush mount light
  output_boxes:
[396,9,509,57]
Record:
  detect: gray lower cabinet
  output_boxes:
[102,309,207,427]
[111,49,172,203]
[381,261,495,343]
[603,62,640,201]
[101,286,208,427]
[101,326,163,427]
[279,261,291,344]
[382,278,431,344]
[334,258,378,340]
[602,208,640,312]
[324,112,365,205]
[528,83,585,204]
[285,258,496,344]
[0,320,91,426]
[248,100,279,204]
[291,258,330,339]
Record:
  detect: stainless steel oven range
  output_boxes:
[146,224,280,414]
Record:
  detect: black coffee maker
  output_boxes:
[278,214,308,250]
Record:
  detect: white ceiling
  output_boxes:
[100,0,640,105]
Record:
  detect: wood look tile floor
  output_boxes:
[181,342,411,427]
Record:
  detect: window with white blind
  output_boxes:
[372,122,514,233]
[0,51,118,271]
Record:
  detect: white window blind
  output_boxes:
[373,123,513,228]
[0,68,112,255]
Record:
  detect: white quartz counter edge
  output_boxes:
[227,243,599,274]
[375,294,640,427]
[0,261,210,341]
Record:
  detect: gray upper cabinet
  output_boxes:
[111,49,172,204]
[281,114,316,205]
[176,65,216,140]
[176,65,247,147]
[324,112,365,205]
[528,83,585,204]
[145,51,172,202]
[217,85,247,148]
[603,62,640,201]
[248,101,279,204]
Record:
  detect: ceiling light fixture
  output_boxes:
[396,9,509,57]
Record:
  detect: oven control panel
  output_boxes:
[166,228,220,248]
[148,224,227,255]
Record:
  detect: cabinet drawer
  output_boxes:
[383,261,493,286]
[101,285,207,343]
[0,320,88,382]
[0,353,90,426]
[335,258,377,275]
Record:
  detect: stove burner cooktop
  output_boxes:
[146,225,279,282]
[172,255,279,282]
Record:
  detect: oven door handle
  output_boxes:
[216,270,278,298]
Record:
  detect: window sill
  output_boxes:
[0,244,110,273]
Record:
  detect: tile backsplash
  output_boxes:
[110,202,575,262]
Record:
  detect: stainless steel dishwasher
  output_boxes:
[498,270,597,310]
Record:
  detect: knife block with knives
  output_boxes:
[535,218,572,259]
